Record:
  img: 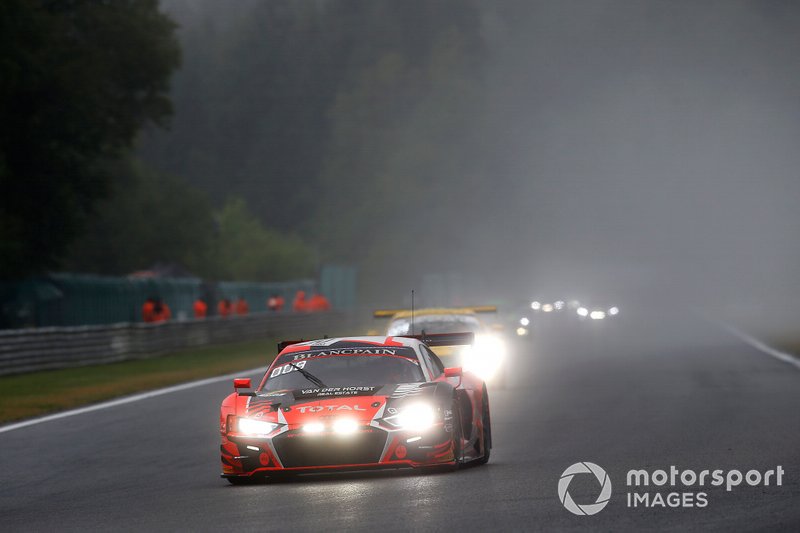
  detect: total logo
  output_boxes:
[558,462,612,516]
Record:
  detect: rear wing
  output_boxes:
[373,305,497,318]
[397,331,474,347]
[277,332,473,352]
[277,339,305,352]
[373,309,408,318]
[468,305,497,314]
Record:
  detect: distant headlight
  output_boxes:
[385,403,436,431]
[590,310,606,320]
[577,307,589,317]
[542,303,554,313]
[237,418,279,436]
[516,327,528,336]
[520,317,530,326]
[531,301,541,310]
[608,306,619,316]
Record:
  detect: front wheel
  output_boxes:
[474,387,492,465]
[449,399,464,470]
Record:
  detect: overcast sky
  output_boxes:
[468,1,800,316]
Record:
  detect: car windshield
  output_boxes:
[262,355,424,391]
[387,316,482,336]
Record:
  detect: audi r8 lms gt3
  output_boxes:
[219,334,492,484]
[373,307,508,385]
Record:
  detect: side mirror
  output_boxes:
[444,367,462,378]
[233,378,252,390]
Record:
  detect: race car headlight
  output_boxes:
[332,418,359,435]
[461,334,507,380]
[385,403,436,431]
[303,422,325,434]
[237,417,279,436]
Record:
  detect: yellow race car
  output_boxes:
[373,306,507,385]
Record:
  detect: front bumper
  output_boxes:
[221,423,454,478]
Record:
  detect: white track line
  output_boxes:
[0,367,263,434]
[715,320,800,371]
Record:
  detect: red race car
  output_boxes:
[219,333,492,483]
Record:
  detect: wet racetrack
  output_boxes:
[2,310,798,531]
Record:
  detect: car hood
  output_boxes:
[243,382,438,425]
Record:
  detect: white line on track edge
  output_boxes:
[711,319,800,371]
[0,366,263,434]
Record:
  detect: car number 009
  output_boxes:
[270,360,306,378]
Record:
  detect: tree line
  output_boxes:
[1,0,490,293]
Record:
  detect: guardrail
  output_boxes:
[0,311,357,376]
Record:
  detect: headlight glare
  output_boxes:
[462,334,506,380]
[386,403,436,431]
[333,418,359,435]
[237,417,278,435]
[303,422,325,434]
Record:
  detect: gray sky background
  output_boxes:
[471,1,800,320]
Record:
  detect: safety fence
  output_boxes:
[0,311,360,377]
[0,274,319,329]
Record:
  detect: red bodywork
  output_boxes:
[219,336,491,480]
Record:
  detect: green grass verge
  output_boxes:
[0,338,278,424]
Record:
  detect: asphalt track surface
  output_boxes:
[1,310,798,531]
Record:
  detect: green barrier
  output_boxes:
[320,264,357,310]
[0,275,319,328]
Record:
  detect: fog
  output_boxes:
[150,0,800,334]
[475,1,800,332]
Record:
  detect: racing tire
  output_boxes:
[449,399,464,470]
[474,387,492,465]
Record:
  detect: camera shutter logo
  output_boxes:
[558,462,612,516]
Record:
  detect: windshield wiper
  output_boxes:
[289,363,327,388]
